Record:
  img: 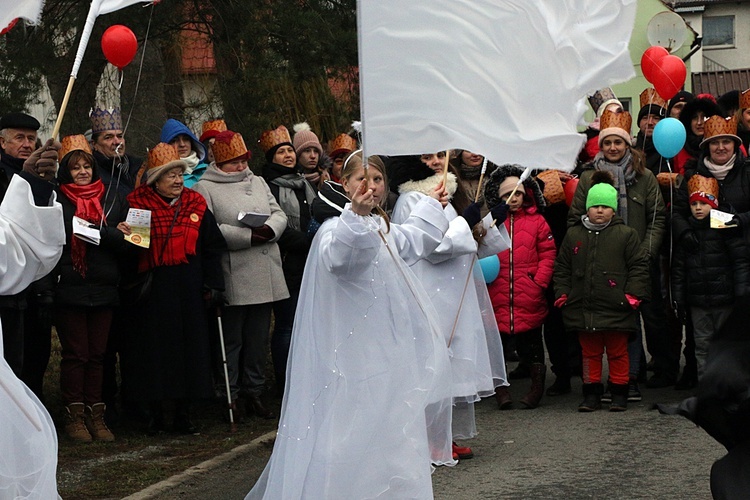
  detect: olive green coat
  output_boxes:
[554,217,650,333]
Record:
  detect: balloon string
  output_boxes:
[122,3,154,136]
[117,70,124,90]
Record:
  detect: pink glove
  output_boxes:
[625,293,640,310]
[554,294,567,308]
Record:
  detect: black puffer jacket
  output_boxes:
[54,189,131,307]
[672,151,750,242]
[671,216,750,308]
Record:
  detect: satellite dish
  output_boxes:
[647,11,688,52]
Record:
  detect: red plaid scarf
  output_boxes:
[60,180,106,278]
[127,185,207,271]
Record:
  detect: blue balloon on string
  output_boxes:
[653,117,686,159]
[479,255,500,284]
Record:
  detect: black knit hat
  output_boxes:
[387,155,435,193]
[667,91,694,117]
[483,164,546,212]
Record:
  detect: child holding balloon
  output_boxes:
[484,164,556,410]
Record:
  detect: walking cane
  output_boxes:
[215,307,237,433]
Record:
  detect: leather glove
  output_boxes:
[554,294,567,308]
[725,215,741,227]
[251,224,275,244]
[23,138,60,181]
[462,202,482,228]
[625,293,641,310]
[204,288,228,309]
[490,202,510,225]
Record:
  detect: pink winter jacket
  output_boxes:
[488,204,556,334]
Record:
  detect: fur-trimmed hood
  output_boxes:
[388,155,436,193]
[484,164,546,212]
[679,97,722,133]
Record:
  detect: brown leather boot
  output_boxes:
[64,403,92,442]
[519,363,546,409]
[494,386,513,410]
[85,403,115,442]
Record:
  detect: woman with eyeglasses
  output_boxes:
[122,143,227,436]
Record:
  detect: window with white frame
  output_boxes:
[703,15,734,47]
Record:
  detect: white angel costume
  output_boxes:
[247,196,455,499]
[0,175,64,500]
[392,173,510,439]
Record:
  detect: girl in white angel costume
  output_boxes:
[390,153,510,455]
[1,172,65,499]
[247,153,455,499]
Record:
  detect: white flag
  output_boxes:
[359,0,637,171]
[0,0,44,31]
[98,0,155,16]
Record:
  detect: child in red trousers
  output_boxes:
[553,172,650,411]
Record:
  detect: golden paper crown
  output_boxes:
[701,115,740,146]
[329,133,357,158]
[688,174,719,199]
[212,131,250,164]
[145,143,186,185]
[741,89,750,110]
[639,88,668,110]
[89,107,122,134]
[199,119,227,142]
[259,125,292,153]
[535,169,565,205]
[600,109,632,133]
[59,134,92,161]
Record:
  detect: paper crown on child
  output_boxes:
[688,175,719,209]
[259,125,293,155]
[212,131,251,165]
[588,87,622,118]
[59,134,92,162]
[199,119,227,142]
[700,115,741,148]
[89,107,122,134]
[145,143,186,185]
[329,133,358,158]
[598,110,632,147]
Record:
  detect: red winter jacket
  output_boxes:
[488,203,557,334]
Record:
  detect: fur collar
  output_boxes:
[398,172,458,198]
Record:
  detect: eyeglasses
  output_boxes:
[160,172,184,182]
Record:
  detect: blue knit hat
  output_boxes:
[586,182,618,211]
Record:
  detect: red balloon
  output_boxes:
[101,25,138,70]
[564,177,579,207]
[652,55,687,100]
[641,46,669,84]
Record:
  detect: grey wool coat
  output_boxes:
[193,164,290,305]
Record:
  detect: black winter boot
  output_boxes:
[578,383,603,412]
[609,383,629,412]
[520,363,546,409]
[174,399,198,434]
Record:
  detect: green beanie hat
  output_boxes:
[586,182,618,211]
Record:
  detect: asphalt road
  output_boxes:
[135,375,723,500]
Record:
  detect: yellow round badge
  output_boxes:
[190,213,199,222]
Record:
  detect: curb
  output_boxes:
[122,430,276,499]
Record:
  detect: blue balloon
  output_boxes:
[653,117,686,159]
[479,255,500,284]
